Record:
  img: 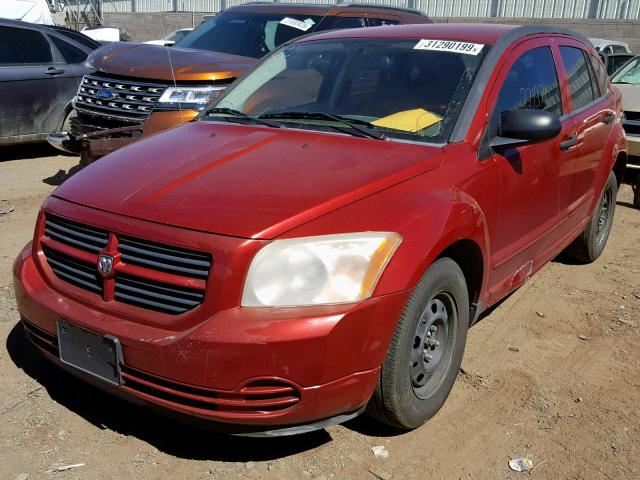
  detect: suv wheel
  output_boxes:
[367,257,469,430]
[565,171,617,263]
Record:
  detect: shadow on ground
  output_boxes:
[42,165,82,186]
[0,144,65,162]
[5,322,332,461]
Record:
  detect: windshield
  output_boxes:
[201,38,488,143]
[175,12,322,59]
[612,56,640,84]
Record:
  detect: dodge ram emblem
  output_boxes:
[98,254,114,277]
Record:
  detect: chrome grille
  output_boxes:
[45,214,108,253]
[118,236,211,279]
[115,274,205,315]
[42,245,104,294]
[75,73,169,122]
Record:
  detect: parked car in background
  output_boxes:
[16,24,626,435]
[601,52,635,75]
[590,37,632,54]
[0,19,100,145]
[611,55,640,207]
[0,0,55,25]
[81,26,131,43]
[48,3,431,164]
[144,28,193,46]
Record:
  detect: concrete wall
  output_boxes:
[103,12,640,51]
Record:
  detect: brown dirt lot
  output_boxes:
[1,146,639,480]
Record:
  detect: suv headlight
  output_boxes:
[157,86,226,108]
[242,232,402,307]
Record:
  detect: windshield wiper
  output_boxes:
[259,111,387,140]
[205,107,282,128]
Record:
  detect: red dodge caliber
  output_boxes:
[14,24,627,435]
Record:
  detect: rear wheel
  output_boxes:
[564,171,617,263]
[634,175,640,209]
[367,258,469,430]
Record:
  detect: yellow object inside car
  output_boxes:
[372,108,442,132]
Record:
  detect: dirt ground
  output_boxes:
[1,145,639,480]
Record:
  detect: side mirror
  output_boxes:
[491,109,561,150]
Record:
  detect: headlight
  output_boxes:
[242,232,402,307]
[157,86,226,107]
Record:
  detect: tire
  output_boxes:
[634,175,640,209]
[564,171,617,263]
[367,257,469,430]
[61,109,76,133]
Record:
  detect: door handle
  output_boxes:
[603,112,616,124]
[45,67,64,75]
[559,135,577,151]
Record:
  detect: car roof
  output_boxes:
[295,22,592,47]
[225,2,427,17]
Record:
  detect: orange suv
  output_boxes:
[49,3,430,163]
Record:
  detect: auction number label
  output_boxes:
[280,17,313,31]
[414,39,484,55]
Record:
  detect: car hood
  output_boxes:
[615,83,640,111]
[87,43,257,82]
[54,123,444,239]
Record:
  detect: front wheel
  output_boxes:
[633,175,640,209]
[367,257,469,430]
[564,171,617,263]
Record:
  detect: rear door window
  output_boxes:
[495,46,563,117]
[0,26,53,64]
[559,46,596,111]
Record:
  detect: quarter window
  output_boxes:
[50,35,87,64]
[495,46,563,117]
[559,46,596,111]
[590,55,609,95]
[0,26,53,64]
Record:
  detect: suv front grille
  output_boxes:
[75,73,170,123]
[40,214,212,315]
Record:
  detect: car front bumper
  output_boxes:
[13,242,410,434]
[48,109,200,158]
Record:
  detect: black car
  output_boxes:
[0,20,100,146]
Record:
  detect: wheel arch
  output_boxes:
[435,239,484,324]
[613,150,627,187]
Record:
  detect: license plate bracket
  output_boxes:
[57,319,123,385]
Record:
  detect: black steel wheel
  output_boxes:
[367,257,469,430]
[564,171,617,263]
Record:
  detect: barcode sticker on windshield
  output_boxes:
[280,17,313,31]
[414,39,484,55]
